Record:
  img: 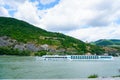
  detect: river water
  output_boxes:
[0,56,120,79]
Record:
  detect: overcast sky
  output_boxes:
[0,0,120,42]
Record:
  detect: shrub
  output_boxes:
[34,50,47,56]
[88,74,98,78]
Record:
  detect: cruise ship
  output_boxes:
[41,55,113,61]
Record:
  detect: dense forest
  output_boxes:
[91,39,120,46]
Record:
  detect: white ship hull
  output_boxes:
[41,55,113,61]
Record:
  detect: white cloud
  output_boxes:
[37,0,120,41]
[0,0,26,10]
[0,0,4,6]
[39,0,56,5]
[0,7,10,16]
[14,1,44,28]
[39,0,120,31]
[67,24,120,42]
[0,0,27,17]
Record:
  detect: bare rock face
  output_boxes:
[49,48,56,52]
[14,44,26,51]
[40,44,49,51]
[25,44,50,52]
[0,36,57,53]
[13,42,50,52]
[26,43,40,52]
[14,43,43,52]
[0,36,14,47]
[56,48,65,53]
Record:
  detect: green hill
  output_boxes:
[92,39,120,47]
[91,39,120,56]
[0,17,107,56]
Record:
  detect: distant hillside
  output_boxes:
[92,39,120,47]
[91,39,120,56]
[0,17,115,56]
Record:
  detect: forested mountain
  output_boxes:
[91,39,120,56]
[92,39,120,47]
[0,17,118,56]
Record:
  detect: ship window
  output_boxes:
[71,56,73,59]
[100,56,111,58]
[77,56,79,59]
[90,56,92,59]
[76,56,77,59]
[73,56,75,59]
[87,56,89,59]
[76,56,78,59]
[83,56,85,59]
[72,56,73,59]
[92,56,94,59]
[82,56,84,59]
[74,56,76,59]
[88,56,90,59]
[95,56,96,59]
[96,56,98,59]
